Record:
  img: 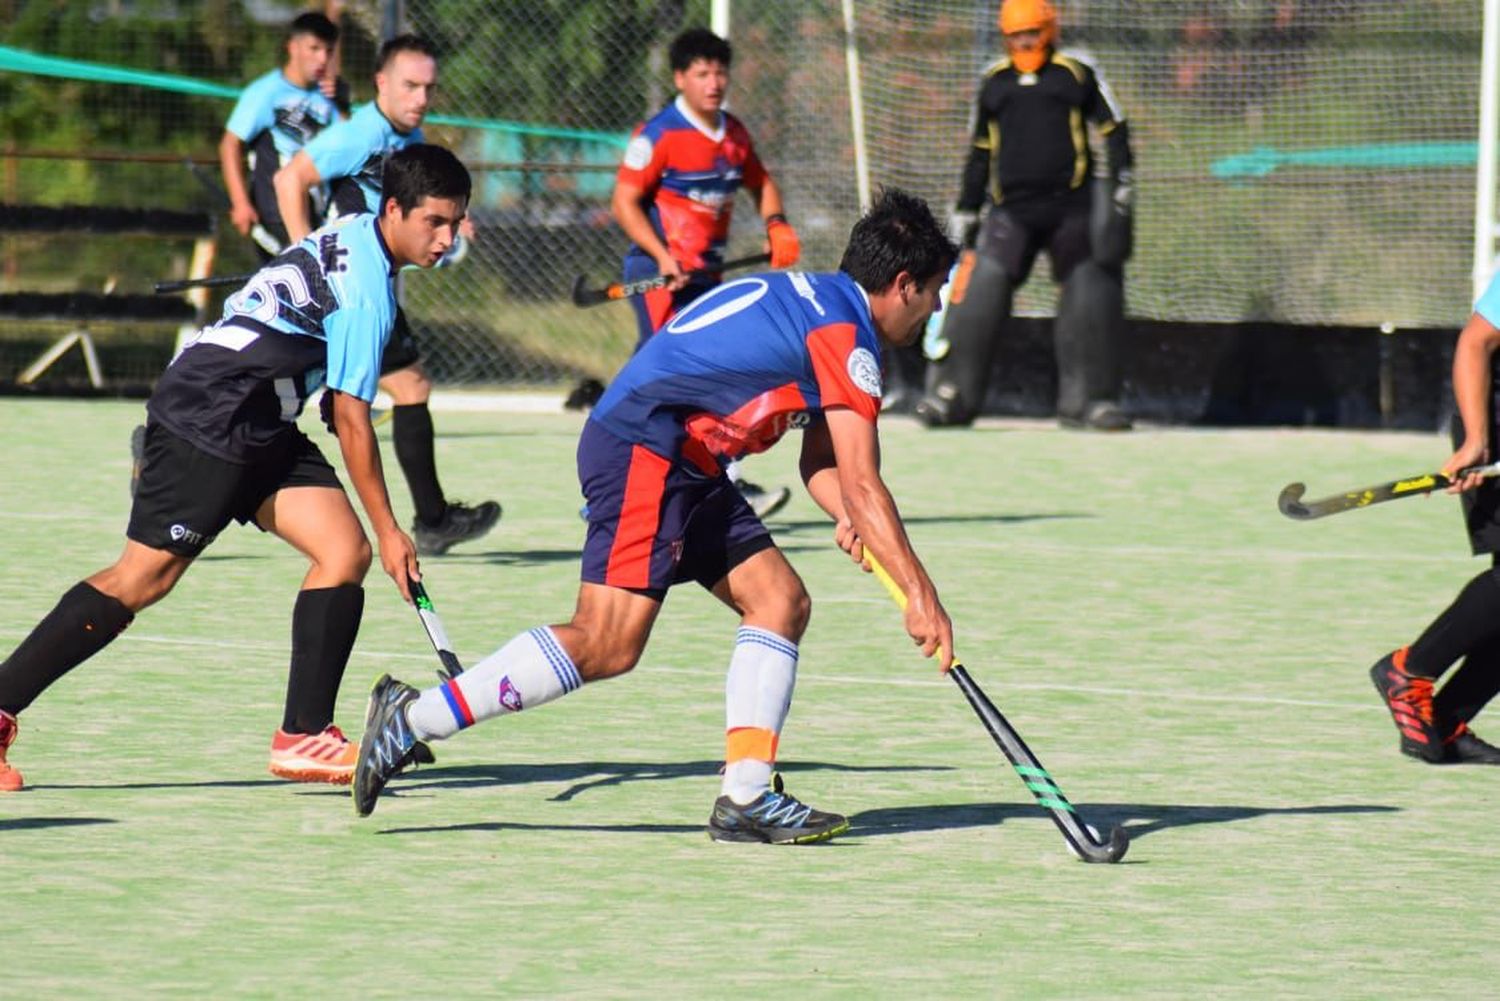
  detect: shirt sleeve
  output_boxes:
[616,123,666,192]
[1475,272,1500,326]
[323,293,390,402]
[806,322,882,422]
[224,79,271,142]
[305,116,371,183]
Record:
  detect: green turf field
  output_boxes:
[5,398,1499,997]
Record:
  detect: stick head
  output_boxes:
[571,274,611,308]
[1066,823,1130,863]
[1277,482,1312,519]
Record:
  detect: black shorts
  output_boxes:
[1450,415,1500,555]
[980,187,1093,287]
[379,306,421,374]
[127,424,342,557]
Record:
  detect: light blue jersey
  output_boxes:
[225,69,339,226]
[148,214,397,462]
[304,102,424,218]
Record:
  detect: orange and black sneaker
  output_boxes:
[0,710,22,793]
[269,725,358,784]
[1369,648,1445,763]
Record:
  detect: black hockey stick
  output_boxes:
[864,553,1129,864]
[408,576,464,681]
[154,273,255,294]
[570,252,771,308]
[184,156,284,256]
[1278,462,1500,520]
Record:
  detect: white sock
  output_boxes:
[407,626,582,741]
[725,458,742,484]
[722,625,797,804]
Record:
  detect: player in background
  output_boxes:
[915,0,1135,432]
[1367,278,1500,766]
[353,189,957,845]
[274,34,499,558]
[220,11,347,257]
[608,27,802,519]
[0,145,470,793]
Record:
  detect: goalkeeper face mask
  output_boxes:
[1000,0,1057,74]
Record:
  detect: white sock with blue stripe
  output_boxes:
[406,626,582,741]
[722,625,798,805]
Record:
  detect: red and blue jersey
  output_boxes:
[617,96,767,272]
[589,270,884,470]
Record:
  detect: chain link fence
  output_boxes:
[0,0,1487,389]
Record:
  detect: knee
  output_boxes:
[573,640,642,682]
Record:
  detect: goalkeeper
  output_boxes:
[916,0,1135,431]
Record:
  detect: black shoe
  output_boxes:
[413,500,501,556]
[564,377,606,410]
[1060,401,1133,432]
[913,383,972,428]
[736,480,791,520]
[1369,649,1446,763]
[353,674,423,816]
[1445,724,1500,765]
[707,778,850,844]
[129,424,147,497]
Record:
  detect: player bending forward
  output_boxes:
[0,145,470,792]
[354,189,957,843]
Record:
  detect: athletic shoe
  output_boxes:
[269,725,359,784]
[353,674,423,816]
[413,500,502,556]
[1369,648,1446,763]
[707,776,850,844]
[129,423,147,498]
[913,383,973,428]
[0,710,23,793]
[737,480,791,520]
[564,377,606,411]
[1444,723,1500,765]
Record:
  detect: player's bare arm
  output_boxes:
[610,177,686,288]
[217,131,257,235]
[1447,312,1500,491]
[273,151,323,244]
[823,406,954,670]
[329,389,418,601]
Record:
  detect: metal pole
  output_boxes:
[711,0,730,39]
[382,0,406,40]
[841,0,872,211]
[1474,0,1500,303]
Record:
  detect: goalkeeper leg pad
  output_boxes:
[916,255,1013,426]
[1054,261,1126,425]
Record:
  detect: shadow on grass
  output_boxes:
[440,548,582,567]
[771,512,1091,535]
[851,800,1399,841]
[0,816,117,831]
[393,758,950,803]
[36,779,288,791]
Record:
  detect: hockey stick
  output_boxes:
[863,552,1129,864]
[154,273,254,294]
[408,577,464,681]
[570,252,771,308]
[184,157,284,256]
[1277,462,1500,520]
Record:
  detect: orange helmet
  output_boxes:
[999,0,1058,73]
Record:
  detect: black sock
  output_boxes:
[282,584,364,734]
[392,403,447,526]
[1434,633,1500,729]
[0,582,134,715]
[1405,569,1500,679]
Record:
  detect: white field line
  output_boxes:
[0,628,1383,714]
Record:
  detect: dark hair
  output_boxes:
[838,188,957,292]
[287,12,338,46]
[669,28,732,72]
[376,33,438,73]
[382,144,471,214]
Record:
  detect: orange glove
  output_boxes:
[765,215,801,269]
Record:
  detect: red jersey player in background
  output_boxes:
[607,27,802,519]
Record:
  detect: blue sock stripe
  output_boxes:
[439,681,472,729]
[736,626,799,661]
[530,626,581,692]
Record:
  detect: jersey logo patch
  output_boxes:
[623,134,653,171]
[847,347,882,398]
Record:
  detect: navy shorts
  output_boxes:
[576,420,774,598]
[127,423,342,557]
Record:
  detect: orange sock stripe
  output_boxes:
[725,727,779,764]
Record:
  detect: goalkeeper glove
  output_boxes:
[765,214,801,269]
[947,210,979,248]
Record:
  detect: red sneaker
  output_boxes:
[269,725,358,784]
[1369,648,1445,763]
[0,710,23,793]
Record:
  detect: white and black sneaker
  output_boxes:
[353,674,424,816]
[736,480,791,520]
[707,775,849,845]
